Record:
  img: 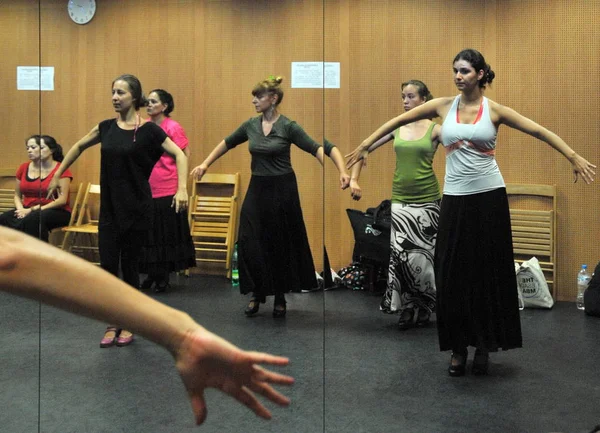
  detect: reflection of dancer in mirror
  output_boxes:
[348,80,441,330]
[0,226,294,426]
[191,76,350,318]
[139,89,196,293]
[47,74,189,348]
[0,135,72,242]
[347,49,596,377]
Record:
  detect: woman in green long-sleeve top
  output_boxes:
[191,76,349,318]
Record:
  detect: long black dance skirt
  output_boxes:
[238,172,318,297]
[435,188,522,352]
[139,195,196,274]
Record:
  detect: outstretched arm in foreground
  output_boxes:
[0,227,294,425]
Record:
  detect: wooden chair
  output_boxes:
[506,184,557,298]
[61,182,101,264]
[188,173,240,277]
[0,168,16,214]
[48,182,85,246]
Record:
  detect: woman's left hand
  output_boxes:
[172,190,189,213]
[571,154,596,184]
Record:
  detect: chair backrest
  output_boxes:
[0,168,16,213]
[192,173,240,199]
[73,182,101,226]
[506,183,557,297]
[63,182,85,228]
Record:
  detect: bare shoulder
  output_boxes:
[486,98,519,124]
[431,96,456,119]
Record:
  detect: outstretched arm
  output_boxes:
[494,102,596,184]
[190,140,229,180]
[0,226,294,425]
[47,125,101,198]
[346,98,446,168]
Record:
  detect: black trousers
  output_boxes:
[98,225,145,290]
[0,208,71,242]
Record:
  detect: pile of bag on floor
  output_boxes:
[336,262,387,293]
[514,257,554,309]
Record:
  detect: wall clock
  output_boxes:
[67,0,96,25]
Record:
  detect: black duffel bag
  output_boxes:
[346,200,391,266]
[584,261,600,317]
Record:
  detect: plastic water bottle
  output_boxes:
[576,264,590,310]
[231,243,239,287]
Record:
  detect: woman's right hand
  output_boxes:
[190,163,208,181]
[14,208,31,219]
[349,179,362,201]
[46,176,60,200]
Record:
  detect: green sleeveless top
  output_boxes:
[391,122,441,203]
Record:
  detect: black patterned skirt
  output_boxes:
[435,188,522,352]
[139,195,196,274]
[238,172,317,297]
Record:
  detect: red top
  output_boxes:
[15,162,73,212]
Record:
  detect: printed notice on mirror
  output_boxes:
[291,62,340,88]
[17,67,55,91]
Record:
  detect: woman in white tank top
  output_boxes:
[347,49,595,377]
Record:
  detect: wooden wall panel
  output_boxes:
[1,2,41,171]
[494,0,600,300]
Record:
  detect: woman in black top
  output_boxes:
[191,76,349,318]
[48,74,188,348]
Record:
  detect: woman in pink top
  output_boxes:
[139,89,196,292]
[0,135,72,242]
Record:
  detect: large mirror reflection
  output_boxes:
[30,0,325,432]
[0,2,42,431]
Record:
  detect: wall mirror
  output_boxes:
[33,0,324,432]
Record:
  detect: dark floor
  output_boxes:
[1,274,599,433]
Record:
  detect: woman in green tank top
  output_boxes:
[349,80,441,330]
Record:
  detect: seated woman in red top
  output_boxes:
[0,135,72,242]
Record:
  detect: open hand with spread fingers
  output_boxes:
[571,154,596,184]
[174,328,294,425]
[345,145,369,170]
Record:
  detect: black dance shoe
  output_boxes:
[397,308,415,330]
[472,349,489,376]
[245,297,264,317]
[273,295,287,318]
[154,282,170,293]
[140,277,155,291]
[415,309,431,327]
[448,350,468,377]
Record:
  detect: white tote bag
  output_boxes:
[516,257,554,309]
